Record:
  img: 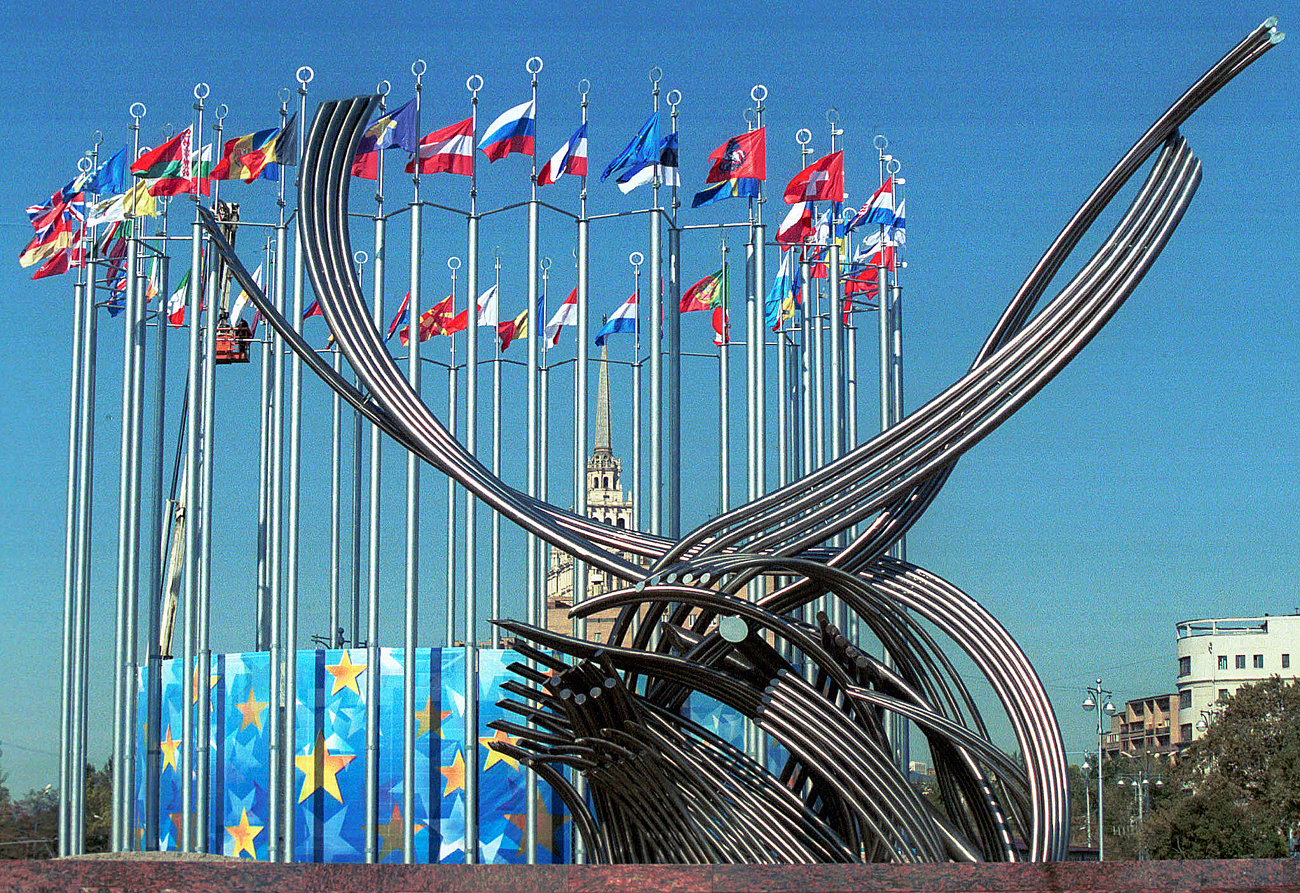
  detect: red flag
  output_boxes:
[31,243,84,279]
[406,118,474,176]
[680,269,725,313]
[782,150,844,204]
[776,201,812,246]
[705,128,765,183]
[711,307,729,346]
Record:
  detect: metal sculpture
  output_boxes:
[196,18,1284,863]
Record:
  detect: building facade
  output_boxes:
[1175,614,1300,744]
[545,346,641,644]
[1101,693,1188,760]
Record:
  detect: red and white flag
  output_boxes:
[782,150,844,204]
[544,287,578,344]
[406,117,474,176]
[537,124,588,187]
[776,201,813,245]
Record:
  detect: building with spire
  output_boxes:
[545,346,639,643]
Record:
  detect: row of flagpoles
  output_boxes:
[37,58,909,865]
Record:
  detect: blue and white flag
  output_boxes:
[890,198,906,247]
[478,99,536,162]
[594,291,638,345]
[616,132,679,194]
[599,113,659,183]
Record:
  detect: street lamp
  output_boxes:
[1083,679,1117,861]
[1117,768,1163,859]
[1081,757,1093,847]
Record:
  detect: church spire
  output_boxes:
[594,343,612,455]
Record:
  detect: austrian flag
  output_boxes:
[407,118,475,176]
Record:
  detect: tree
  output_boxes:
[1144,677,1300,859]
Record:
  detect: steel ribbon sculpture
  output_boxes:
[198,19,1283,863]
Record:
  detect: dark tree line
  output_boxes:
[0,757,110,859]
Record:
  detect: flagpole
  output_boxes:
[752,85,768,508]
[718,242,730,514]
[524,54,543,867]
[648,67,663,537]
[664,90,682,540]
[463,72,483,865]
[826,110,846,630]
[795,132,812,480]
[266,173,288,864]
[743,106,758,514]
[146,215,170,853]
[574,78,590,651]
[330,339,342,642]
[351,251,366,657]
[630,252,643,532]
[258,215,276,653]
[446,257,460,648]
[491,248,502,649]
[364,80,389,866]
[886,152,910,772]
[403,58,426,864]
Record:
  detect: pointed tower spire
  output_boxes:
[594,343,612,455]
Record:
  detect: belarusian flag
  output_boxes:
[132,127,212,196]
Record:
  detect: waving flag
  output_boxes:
[240,113,299,182]
[705,128,765,183]
[853,227,898,269]
[20,193,84,269]
[890,199,907,246]
[764,250,799,330]
[782,150,844,204]
[776,201,813,245]
[132,127,191,188]
[476,284,499,327]
[712,307,729,346]
[86,147,128,196]
[406,117,474,176]
[478,99,536,163]
[166,271,191,327]
[425,294,465,335]
[616,133,678,194]
[544,287,578,345]
[386,292,411,343]
[352,99,420,179]
[680,269,725,313]
[88,180,157,226]
[497,309,528,351]
[594,291,638,346]
[303,298,323,319]
[212,128,277,181]
[600,113,658,183]
[230,264,263,325]
[537,124,588,186]
[691,177,760,208]
[847,177,894,231]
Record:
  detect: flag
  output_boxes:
[680,269,724,313]
[536,124,588,186]
[147,143,212,197]
[846,177,894,231]
[303,298,323,319]
[690,177,760,208]
[352,99,420,179]
[476,284,499,327]
[386,292,411,343]
[544,287,577,345]
[131,127,191,187]
[31,242,84,279]
[497,309,528,351]
[426,294,465,335]
[616,132,678,194]
[705,128,765,183]
[19,195,84,269]
[88,180,157,226]
[711,306,729,346]
[211,128,277,181]
[406,117,474,176]
[776,201,813,245]
[853,228,898,269]
[478,99,536,163]
[594,291,638,346]
[240,113,299,182]
[230,264,263,324]
[764,250,798,330]
[889,199,906,247]
[782,150,844,204]
[86,147,128,196]
[599,113,658,183]
[166,271,191,327]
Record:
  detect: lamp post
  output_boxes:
[1081,757,1094,848]
[1083,679,1116,860]
[1117,763,1163,860]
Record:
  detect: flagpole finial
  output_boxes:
[92,129,103,147]
[194,83,209,101]
[751,84,767,105]
[578,78,591,106]
[540,256,551,273]
[77,155,93,174]
[466,74,483,98]
[743,107,756,129]
[887,157,902,177]
[796,128,812,147]
[527,56,543,76]
[129,103,147,125]
[214,104,228,128]
[354,250,368,268]
[873,133,889,153]
[296,66,313,92]
[448,256,461,271]
[413,59,427,82]
[649,66,663,91]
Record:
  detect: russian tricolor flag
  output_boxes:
[478,99,535,163]
[594,291,638,346]
[537,124,587,186]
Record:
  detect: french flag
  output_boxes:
[545,287,578,344]
[406,118,474,176]
[847,177,895,231]
[537,123,587,186]
[478,99,535,163]
[594,291,638,346]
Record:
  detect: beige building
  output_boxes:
[1101,693,1188,761]
[545,347,644,643]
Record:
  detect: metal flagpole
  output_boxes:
[826,110,845,631]
[718,241,730,513]
[266,163,287,866]
[573,78,590,647]
[351,251,366,653]
[752,86,767,504]
[524,54,543,866]
[258,231,274,653]
[491,249,502,649]
[330,341,342,645]
[446,257,460,648]
[180,85,206,854]
[112,106,145,852]
[648,67,663,536]
[403,59,426,863]
[743,107,758,511]
[664,90,682,540]
[146,226,170,852]
[463,72,483,865]
[630,252,642,531]
[364,81,389,865]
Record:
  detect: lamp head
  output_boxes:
[1083,695,1096,710]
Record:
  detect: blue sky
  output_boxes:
[1,2,1297,793]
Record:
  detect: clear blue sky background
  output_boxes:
[1,2,1296,794]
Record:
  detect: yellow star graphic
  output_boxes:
[440,750,465,797]
[235,689,269,732]
[414,697,453,739]
[375,803,426,861]
[160,724,181,774]
[191,664,218,704]
[479,729,520,772]
[225,808,262,859]
[294,731,356,803]
[325,650,366,696]
[506,794,572,858]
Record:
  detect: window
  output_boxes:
[1179,690,1191,710]
[1284,654,1291,669]
[1178,656,1191,677]
[1235,654,1246,670]
[1181,723,1193,741]
[1253,654,1264,669]
[1219,688,1229,702]
[1218,655,1228,670]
